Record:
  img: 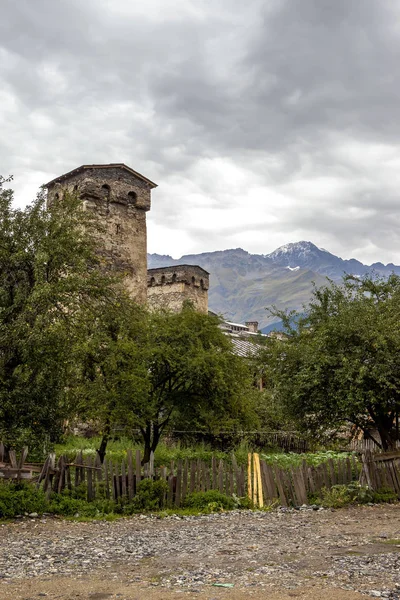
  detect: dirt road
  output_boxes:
[1,504,399,600]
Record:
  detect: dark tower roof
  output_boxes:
[44,163,158,189]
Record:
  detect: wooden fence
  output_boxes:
[348,439,400,453]
[359,450,400,497]
[1,442,366,508]
[249,453,360,507]
[2,442,400,507]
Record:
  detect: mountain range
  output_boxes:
[148,242,400,332]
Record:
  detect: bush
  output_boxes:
[0,481,47,518]
[122,478,168,514]
[371,487,398,504]
[183,490,236,512]
[314,483,375,508]
[48,493,119,518]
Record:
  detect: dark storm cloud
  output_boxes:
[1,0,400,264]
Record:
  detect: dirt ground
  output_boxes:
[1,504,399,600]
[0,576,372,600]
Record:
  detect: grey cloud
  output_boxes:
[2,0,400,264]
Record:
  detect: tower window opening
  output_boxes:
[161,275,166,285]
[172,273,177,283]
[116,224,121,235]
[102,184,111,212]
[128,191,137,205]
[191,276,196,285]
[200,278,204,289]
[150,277,155,286]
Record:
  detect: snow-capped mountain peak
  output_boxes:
[268,241,323,258]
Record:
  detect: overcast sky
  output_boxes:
[2,0,400,264]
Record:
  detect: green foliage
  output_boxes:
[0,177,120,452]
[261,451,356,470]
[183,490,236,512]
[0,481,47,518]
[77,303,259,461]
[312,482,397,508]
[48,493,118,518]
[370,487,398,504]
[253,389,296,434]
[56,437,253,467]
[313,483,373,508]
[122,479,168,513]
[56,437,359,473]
[262,275,400,450]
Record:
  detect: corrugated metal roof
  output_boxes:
[230,337,259,357]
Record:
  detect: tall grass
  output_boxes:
[55,436,254,466]
[55,436,355,468]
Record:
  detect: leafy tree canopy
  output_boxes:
[0,176,119,451]
[261,274,400,450]
[77,302,259,462]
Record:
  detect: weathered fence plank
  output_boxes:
[127,450,134,500]
[121,460,127,498]
[274,467,288,507]
[189,460,196,493]
[135,450,141,486]
[181,459,188,503]
[175,460,183,507]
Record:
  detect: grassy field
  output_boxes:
[55,436,354,469]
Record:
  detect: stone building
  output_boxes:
[147,265,209,313]
[45,163,209,311]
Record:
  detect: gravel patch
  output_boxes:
[1,505,400,598]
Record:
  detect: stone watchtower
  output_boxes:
[147,265,209,313]
[45,163,157,304]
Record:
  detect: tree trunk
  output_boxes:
[376,423,397,451]
[141,422,161,465]
[96,421,111,463]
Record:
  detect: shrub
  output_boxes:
[0,481,47,518]
[371,487,397,504]
[48,493,119,518]
[314,483,374,508]
[122,478,168,514]
[183,490,236,512]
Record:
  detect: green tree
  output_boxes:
[78,302,258,462]
[0,177,118,452]
[261,275,400,450]
[74,297,150,462]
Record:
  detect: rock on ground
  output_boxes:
[0,504,399,600]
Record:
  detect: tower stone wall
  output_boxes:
[45,164,209,312]
[147,265,209,313]
[45,164,156,304]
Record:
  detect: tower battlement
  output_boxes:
[147,265,209,313]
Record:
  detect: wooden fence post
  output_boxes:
[254,453,263,508]
[127,450,134,500]
[175,460,183,507]
[121,459,127,498]
[247,453,252,501]
[135,450,141,486]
